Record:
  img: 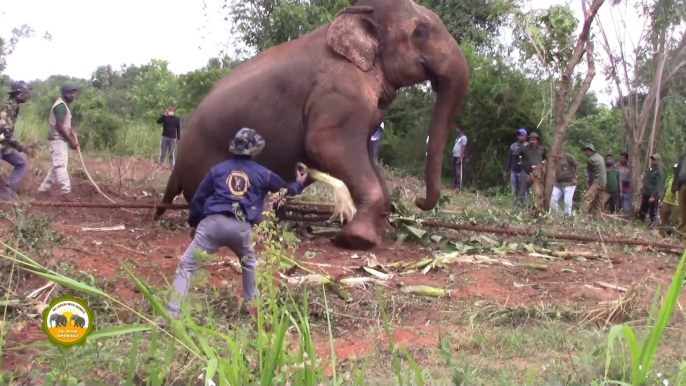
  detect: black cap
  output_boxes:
[61,85,78,93]
[8,81,29,94]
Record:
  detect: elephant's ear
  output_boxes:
[326,6,377,71]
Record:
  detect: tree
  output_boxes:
[596,0,686,213]
[177,57,236,113]
[0,24,52,75]
[514,0,607,211]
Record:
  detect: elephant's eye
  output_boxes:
[411,23,430,43]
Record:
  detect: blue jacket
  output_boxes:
[188,156,304,227]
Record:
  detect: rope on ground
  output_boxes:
[0,198,681,252]
[279,214,683,252]
[0,200,190,210]
[419,220,683,251]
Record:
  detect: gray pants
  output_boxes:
[38,140,71,194]
[166,214,257,318]
[452,157,463,189]
[1,150,27,191]
[368,140,380,164]
[159,137,176,168]
[516,171,531,205]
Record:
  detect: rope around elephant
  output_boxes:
[0,199,682,252]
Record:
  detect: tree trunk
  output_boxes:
[649,88,665,155]
[542,0,606,210]
[628,138,642,216]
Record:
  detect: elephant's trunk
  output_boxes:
[415,43,469,210]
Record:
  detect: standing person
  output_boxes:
[156,105,181,169]
[452,125,467,190]
[638,154,663,225]
[618,152,631,214]
[581,144,606,216]
[37,85,79,201]
[158,128,308,326]
[604,155,621,213]
[671,153,686,236]
[659,163,680,237]
[0,81,35,200]
[503,128,528,207]
[368,121,383,164]
[550,152,578,217]
[513,132,546,213]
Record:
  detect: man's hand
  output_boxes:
[649,196,656,203]
[23,147,35,158]
[189,227,196,240]
[296,170,308,184]
[572,177,578,185]
[503,171,508,181]
[68,131,80,150]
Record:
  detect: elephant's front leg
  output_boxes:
[306,105,386,250]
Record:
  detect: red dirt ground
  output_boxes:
[1,156,684,375]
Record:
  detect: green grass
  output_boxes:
[15,114,161,160]
[0,207,684,385]
[3,116,686,384]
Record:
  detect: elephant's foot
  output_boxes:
[334,220,381,251]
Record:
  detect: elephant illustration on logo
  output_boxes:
[49,313,68,327]
[70,314,86,328]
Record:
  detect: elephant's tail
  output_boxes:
[155,167,182,220]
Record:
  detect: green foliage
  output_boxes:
[229,0,350,54]
[416,0,517,46]
[177,57,235,113]
[513,4,579,72]
[604,250,686,385]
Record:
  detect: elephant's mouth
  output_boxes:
[419,56,439,89]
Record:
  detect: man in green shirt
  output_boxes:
[582,143,606,216]
[37,85,79,201]
[659,163,680,237]
[513,132,547,214]
[638,153,663,225]
[604,155,620,213]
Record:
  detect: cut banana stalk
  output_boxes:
[401,285,449,298]
[362,266,391,280]
[297,162,356,223]
[339,277,386,287]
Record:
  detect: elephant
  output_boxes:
[155,0,469,250]
[50,313,67,327]
[70,314,86,328]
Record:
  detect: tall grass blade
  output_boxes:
[23,269,108,298]
[125,318,142,386]
[637,250,686,382]
[86,325,152,342]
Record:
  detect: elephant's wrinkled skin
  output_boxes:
[156,0,469,250]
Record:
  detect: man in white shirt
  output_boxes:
[452,125,467,189]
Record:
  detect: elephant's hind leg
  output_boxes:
[305,101,385,250]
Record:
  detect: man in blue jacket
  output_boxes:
[503,128,529,207]
[160,128,308,325]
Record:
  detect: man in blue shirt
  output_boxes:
[503,128,529,207]
[159,128,307,325]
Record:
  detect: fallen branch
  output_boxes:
[594,281,628,292]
